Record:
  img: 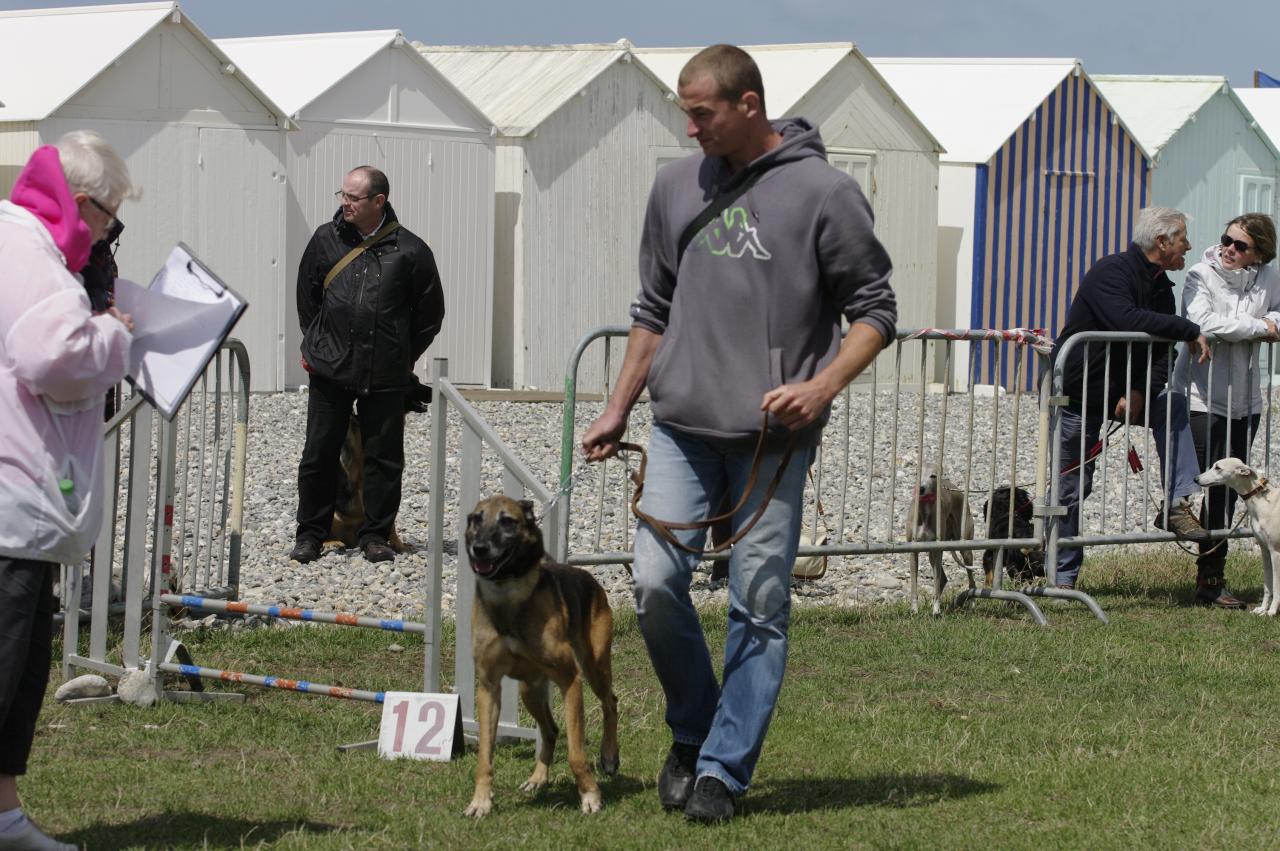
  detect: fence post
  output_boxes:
[226,342,250,596]
[425,358,448,694]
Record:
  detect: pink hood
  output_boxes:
[8,145,91,272]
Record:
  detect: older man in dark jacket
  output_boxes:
[1052,206,1227,600]
[290,166,444,564]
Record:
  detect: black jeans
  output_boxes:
[0,558,55,776]
[1190,410,1260,579]
[296,375,406,547]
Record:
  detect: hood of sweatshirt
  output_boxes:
[1203,244,1258,291]
[7,146,92,273]
[705,118,828,193]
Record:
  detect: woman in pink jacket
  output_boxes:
[0,131,135,851]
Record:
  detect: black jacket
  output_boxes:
[1056,243,1199,415]
[298,203,445,394]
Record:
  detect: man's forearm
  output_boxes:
[814,321,888,400]
[605,326,661,417]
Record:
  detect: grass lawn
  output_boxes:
[27,552,1280,849]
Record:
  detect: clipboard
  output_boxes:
[112,242,249,420]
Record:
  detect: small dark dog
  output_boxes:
[463,495,619,818]
[981,486,1044,585]
[324,376,431,552]
[325,417,405,552]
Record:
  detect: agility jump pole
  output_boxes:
[160,594,426,634]
[153,594,425,706]
[155,662,385,703]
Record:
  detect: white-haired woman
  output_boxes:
[1176,213,1280,609]
[0,131,136,851]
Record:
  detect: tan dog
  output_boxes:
[1195,457,1279,616]
[463,495,619,817]
[906,463,978,614]
[324,417,405,552]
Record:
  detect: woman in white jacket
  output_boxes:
[1175,213,1280,609]
[0,132,135,851]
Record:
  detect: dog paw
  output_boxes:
[1253,605,1268,615]
[579,790,603,814]
[463,796,493,818]
[519,774,548,793]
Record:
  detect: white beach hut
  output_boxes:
[418,40,694,391]
[635,43,943,354]
[1092,75,1280,281]
[1235,88,1280,218]
[0,2,291,390]
[217,30,497,388]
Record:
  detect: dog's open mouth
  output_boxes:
[469,555,498,578]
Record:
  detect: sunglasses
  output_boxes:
[1221,233,1254,254]
[88,196,124,244]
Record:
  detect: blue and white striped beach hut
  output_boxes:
[874,59,1151,391]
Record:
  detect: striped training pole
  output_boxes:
[155,662,384,703]
[161,594,426,634]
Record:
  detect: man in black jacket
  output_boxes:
[1053,206,1222,596]
[289,166,445,564]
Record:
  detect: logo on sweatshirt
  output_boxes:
[694,205,772,261]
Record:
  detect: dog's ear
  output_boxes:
[1240,464,1255,478]
[519,499,538,524]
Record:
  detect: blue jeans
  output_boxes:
[1055,389,1200,586]
[631,423,814,795]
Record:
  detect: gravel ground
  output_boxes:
[184,385,1252,627]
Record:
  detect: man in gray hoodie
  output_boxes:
[582,44,897,822]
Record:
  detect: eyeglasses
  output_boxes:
[88,196,124,245]
[1221,233,1255,254]
[335,190,374,203]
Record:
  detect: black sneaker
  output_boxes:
[658,743,698,811]
[289,538,320,563]
[1153,501,1211,543]
[684,775,737,823]
[362,539,396,563]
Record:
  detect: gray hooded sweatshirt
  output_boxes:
[631,118,897,447]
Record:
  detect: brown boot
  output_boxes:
[1154,500,1211,542]
[1194,576,1246,609]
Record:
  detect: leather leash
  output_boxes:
[619,414,796,556]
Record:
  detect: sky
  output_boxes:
[1,0,1278,88]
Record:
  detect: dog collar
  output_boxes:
[1243,478,1270,501]
[917,493,937,504]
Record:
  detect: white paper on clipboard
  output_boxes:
[113,243,247,419]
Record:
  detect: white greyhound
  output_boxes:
[1194,457,1280,617]
[906,464,977,615]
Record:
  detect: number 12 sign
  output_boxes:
[378,692,459,761]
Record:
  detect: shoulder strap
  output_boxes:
[322,221,401,292]
[675,170,764,268]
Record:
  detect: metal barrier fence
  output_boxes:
[556,326,1280,625]
[1043,331,1280,621]
[55,346,544,749]
[61,340,250,681]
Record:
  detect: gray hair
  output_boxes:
[1131,206,1185,251]
[55,130,138,208]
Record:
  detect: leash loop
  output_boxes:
[619,413,797,556]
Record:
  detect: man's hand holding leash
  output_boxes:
[582,327,661,462]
